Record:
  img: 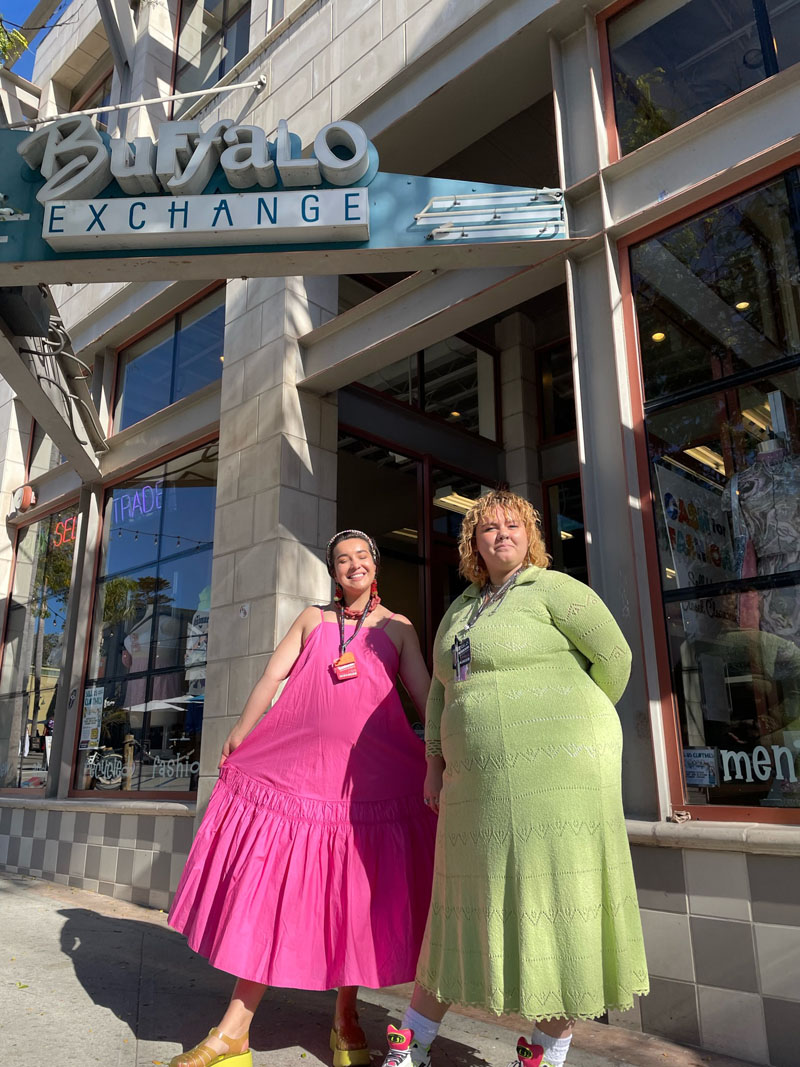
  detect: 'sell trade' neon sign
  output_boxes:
[112,483,163,525]
[51,515,77,548]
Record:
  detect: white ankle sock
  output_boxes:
[401,1008,440,1049]
[531,1028,572,1067]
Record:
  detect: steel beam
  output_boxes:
[0,323,101,482]
[299,251,572,394]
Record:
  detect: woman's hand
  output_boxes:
[424,762,444,813]
[218,725,249,770]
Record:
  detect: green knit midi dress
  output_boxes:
[416,566,649,1021]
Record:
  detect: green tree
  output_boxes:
[0,16,27,63]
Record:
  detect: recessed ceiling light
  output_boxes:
[735,300,750,311]
[651,331,666,343]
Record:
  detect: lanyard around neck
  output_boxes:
[338,603,370,656]
[462,566,524,634]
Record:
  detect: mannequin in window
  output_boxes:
[123,608,183,705]
[724,435,800,641]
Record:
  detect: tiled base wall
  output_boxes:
[1,807,798,1067]
[609,844,800,1067]
[0,804,193,910]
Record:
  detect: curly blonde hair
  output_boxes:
[458,489,550,582]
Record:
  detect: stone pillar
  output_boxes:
[125,0,179,140]
[566,247,661,819]
[496,311,542,508]
[198,275,339,815]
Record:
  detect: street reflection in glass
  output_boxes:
[116,288,225,431]
[75,444,217,794]
[608,0,800,155]
[0,507,77,789]
[632,164,800,808]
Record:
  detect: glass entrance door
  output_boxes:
[337,433,490,658]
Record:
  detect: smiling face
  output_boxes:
[474,507,529,584]
[332,537,376,602]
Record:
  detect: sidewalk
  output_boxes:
[0,872,756,1067]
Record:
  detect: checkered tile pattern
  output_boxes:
[0,803,194,910]
[606,845,800,1067]
[2,803,798,1066]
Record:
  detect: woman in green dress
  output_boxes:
[380,490,648,1067]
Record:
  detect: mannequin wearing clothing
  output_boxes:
[724,438,800,641]
[123,611,183,704]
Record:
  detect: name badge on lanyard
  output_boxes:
[452,634,471,682]
[450,566,525,683]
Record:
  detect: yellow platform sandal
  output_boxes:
[329,1012,372,1067]
[169,1027,253,1067]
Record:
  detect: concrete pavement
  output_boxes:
[0,872,756,1067]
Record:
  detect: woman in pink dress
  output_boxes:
[168,531,436,1067]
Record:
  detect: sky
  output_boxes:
[2,0,70,81]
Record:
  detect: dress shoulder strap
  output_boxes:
[378,612,397,629]
[319,606,326,622]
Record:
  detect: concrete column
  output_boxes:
[0,387,31,580]
[496,311,542,508]
[125,0,179,140]
[566,248,661,819]
[198,275,338,815]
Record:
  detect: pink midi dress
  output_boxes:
[168,612,437,990]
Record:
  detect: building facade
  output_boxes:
[1,1,799,1064]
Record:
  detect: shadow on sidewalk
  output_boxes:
[56,906,489,1067]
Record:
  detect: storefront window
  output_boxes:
[74,444,217,794]
[356,339,497,440]
[116,288,225,431]
[607,0,800,155]
[174,0,250,117]
[538,340,576,440]
[544,478,588,583]
[630,165,800,810]
[338,434,423,636]
[76,71,113,133]
[0,506,78,789]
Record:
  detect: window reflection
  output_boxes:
[631,174,800,403]
[632,164,800,808]
[538,340,576,440]
[355,338,497,440]
[608,0,800,155]
[670,592,800,808]
[545,479,587,583]
[116,289,225,431]
[76,444,217,794]
[174,0,250,116]
[0,507,77,789]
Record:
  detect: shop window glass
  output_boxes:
[631,166,800,810]
[545,479,588,583]
[79,72,113,133]
[174,0,250,117]
[360,356,418,407]
[116,289,225,431]
[338,434,422,628]
[355,338,497,441]
[631,172,800,404]
[607,0,800,155]
[75,443,217,794]
[539,340,576,439]
[431,468,483,624]
[0,506,78,789]
[423,339,496,440]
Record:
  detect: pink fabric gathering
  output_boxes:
[169,616,436,989]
